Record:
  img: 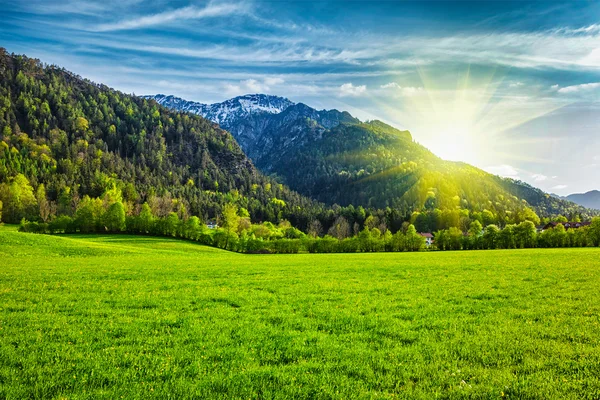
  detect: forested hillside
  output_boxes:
[264,118,594,221]
[0,49,322,228]
[149,94,596,224]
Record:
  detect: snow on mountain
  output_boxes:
[143,94,295,128]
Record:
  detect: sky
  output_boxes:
[1,0,600,195]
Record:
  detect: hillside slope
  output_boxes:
[0,49,321,226]
[147,94,595,220]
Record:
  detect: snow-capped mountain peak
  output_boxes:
[142,93,295,127]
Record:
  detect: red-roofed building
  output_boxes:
[541,221,591,231]
[419,232,434,246]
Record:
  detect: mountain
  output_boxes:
[0,48,594,238]
[144,94,294,128]
[566,190,600,210]
[0,49,324,227]
[146,93,597,221]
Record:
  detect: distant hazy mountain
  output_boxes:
[565,190,600,210]
[145,93,597,219]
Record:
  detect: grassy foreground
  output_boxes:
[1,225,599,399]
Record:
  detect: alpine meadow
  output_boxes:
[2,0,600,399]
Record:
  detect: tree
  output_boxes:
[482,209,495,227]
[137,202,154,234]
[36,184,51,222]
[221,203,240,249]
[412,212,430,233]
[498,224,516,249]
[104,201,126,232]
[0,174,38,223]
[514,220,537,248]
[468,220,483,249]
[75,196,104,233]
[327,216,351,240]
[358,227,377,252]
[434,230,447,250]
[517,207,541,226]
[307,219,323,238]
[163,212,180,237]
[481,224,498,249]
[183,216,203,240]
[446,227,463,250]
[364,215,378,230]
[589,217,600,247]
[405,224,425,251]
[75,116,89,132]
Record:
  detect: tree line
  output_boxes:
[12,173,600,254]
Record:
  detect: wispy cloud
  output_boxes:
[531,173,548,181]
[380,82,423,96]
[552,184,568,190]
[93,1,249,32]
[557,82,600,93]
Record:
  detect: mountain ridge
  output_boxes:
[146,92,597,221]
[143,94,295,127]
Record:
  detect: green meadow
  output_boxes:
[1,224,599,399]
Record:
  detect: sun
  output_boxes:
[364,66,562,169]
[431,126,480,164]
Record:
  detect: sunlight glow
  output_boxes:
[366,66,568,168]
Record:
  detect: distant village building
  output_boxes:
[540,221,591,232]
[206,220,219,229]
[419,232,434,246]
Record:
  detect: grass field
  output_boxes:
[1,224,600,399]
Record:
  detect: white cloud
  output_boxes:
[557,82,600,93]
[222,77,286,96]
[552,184,568,190]
[531,173,547,181]
[264,77,285,86]
[94,1,248,32]
[509,81,524,88]
[485,165,520,179]
[339,83,366,97]
[380,82,399,89]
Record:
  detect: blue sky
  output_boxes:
[2,0,600,195]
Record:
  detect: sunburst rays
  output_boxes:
[378,65,569,169]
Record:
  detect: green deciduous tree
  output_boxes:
[589,217,600,247]
[405,224,425,251]
[0,174,38,223]
[75,196,104,233]
[36,184,51,222]
[221,203,240,249]
[104,201,126,232]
